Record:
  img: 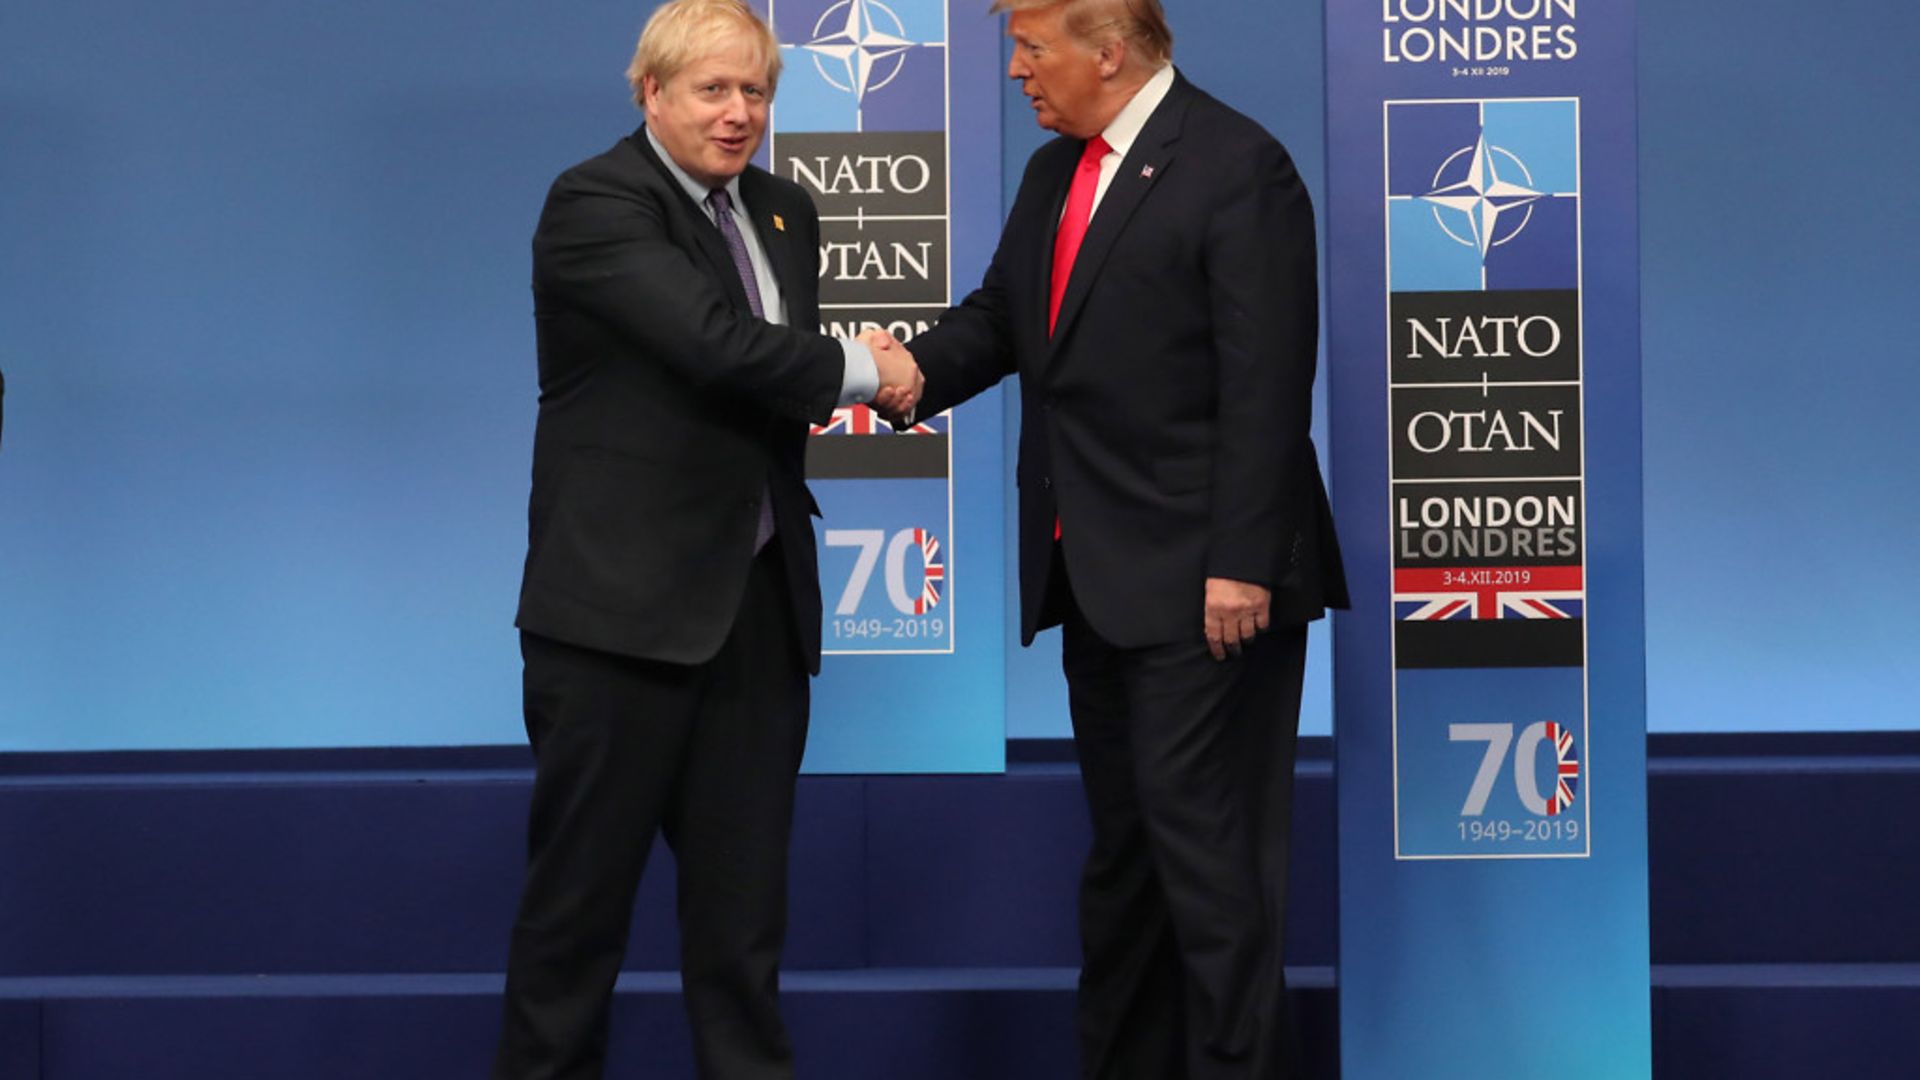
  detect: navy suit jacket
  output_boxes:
[911,74,1347,648]
[515,128,843,672]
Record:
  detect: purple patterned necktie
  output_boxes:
[707,187,776,553]
[707,188,765,318]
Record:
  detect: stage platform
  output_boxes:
[2,734,1915,1078]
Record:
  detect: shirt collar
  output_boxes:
[645,125,744,217]
[1098,63,1176,160]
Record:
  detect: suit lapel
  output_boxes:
[633,127,755,314]
[739,169,804,320]
[1047,78,1192,355]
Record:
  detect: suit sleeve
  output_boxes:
[907,144,1070,418]
[909,248,1019,419]
[1201,139,1320,586]
[533,168,844,425]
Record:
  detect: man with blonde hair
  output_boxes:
[875,0,1346,1075]
[492,2,919,1077]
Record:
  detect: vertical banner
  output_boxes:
[1327,2,1650,1076]
[758,1,1007,772]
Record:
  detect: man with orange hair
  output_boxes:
[879,2,1347,1075]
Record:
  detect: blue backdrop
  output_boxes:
[2,0,1914,753]
[0,0,1005,765]
[1637,0,1920,733]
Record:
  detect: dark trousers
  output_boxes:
[493,545,810,1080]
[1058,570,1309,1080]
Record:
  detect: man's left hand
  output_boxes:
[1204,577,1271,660]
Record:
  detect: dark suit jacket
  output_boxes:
[912,73,1348,649]
[515,127,844,673]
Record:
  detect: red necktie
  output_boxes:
[1048,135,1111,337]
[1049,136,1109,543]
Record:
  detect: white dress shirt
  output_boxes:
[1080,63,1177,221]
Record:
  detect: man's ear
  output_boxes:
[642,73,662,110]
[1096,40,1126,79]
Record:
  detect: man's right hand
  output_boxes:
[862,330,923,419]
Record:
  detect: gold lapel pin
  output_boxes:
[772,214,787,232]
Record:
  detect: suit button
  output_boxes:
[1042,477,1052,490]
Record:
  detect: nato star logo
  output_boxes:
[1418,135,1544,256]
[803,0,915,102]
[1386,99,1580,292]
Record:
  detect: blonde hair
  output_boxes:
[626,0,784,108]
[990,0,1174,67]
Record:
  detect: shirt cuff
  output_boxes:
[836,337,878,406]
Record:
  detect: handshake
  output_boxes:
[859,328,922,424]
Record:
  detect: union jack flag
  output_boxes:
[1545,721,1580,816]
[810,405,951,437]
[1393,565,1583,621]
[912,529,944,614]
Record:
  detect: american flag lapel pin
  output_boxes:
[1141,164,1155,180]
[772,214,786,232]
